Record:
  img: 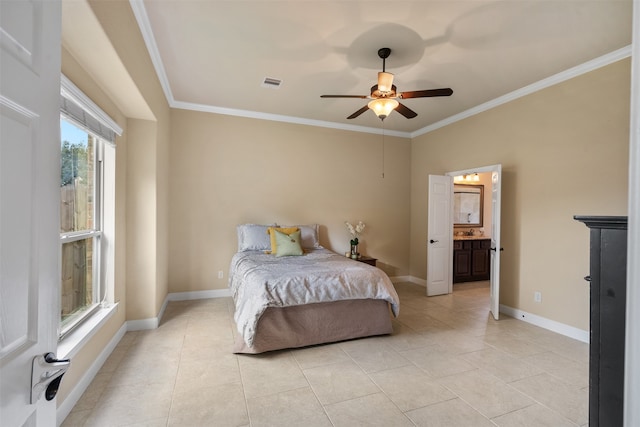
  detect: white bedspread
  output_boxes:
[229,248,400,347]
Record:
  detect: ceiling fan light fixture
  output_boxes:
[320,47,452,121]
[377,72,394,93]
[368,98,399,120]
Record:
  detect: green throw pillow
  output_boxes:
[274,229,303,257]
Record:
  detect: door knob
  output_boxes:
[429,239,438,244]
[31,352,70,403]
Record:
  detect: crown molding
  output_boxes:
[412,45,632,138]
[129,0,175,105]
[171,100,411,138]
[130,0,631,140]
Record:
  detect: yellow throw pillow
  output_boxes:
[266,227,299,253]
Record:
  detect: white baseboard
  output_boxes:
[499,304,589,343]
[389,275,413,284]
[168,288,232,301]
[389,275,426,287]
[57,323,127,426]
[126,316,159,331]
[125,289,232,331]
[408,276,427,287]
[401,276,588,343]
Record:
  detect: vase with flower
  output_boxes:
[345,220,366,259]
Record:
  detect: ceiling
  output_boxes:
[132,0,632,136]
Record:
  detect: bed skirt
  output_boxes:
[233,299,393,354]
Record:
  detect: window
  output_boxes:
[59,120,101,335]
[59,75,121,339]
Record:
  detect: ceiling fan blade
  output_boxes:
[399,88,453,99]
[395,102,417,119]
[347,105,370,119]
[321,94,368,99]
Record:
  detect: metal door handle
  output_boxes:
[429,239,438,244]
[490,247,504,252]
[31,352,70,403]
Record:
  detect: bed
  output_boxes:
[229,223,400,354]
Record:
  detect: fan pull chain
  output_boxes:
[381,122,385,179]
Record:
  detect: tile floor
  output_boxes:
[62,281,589,426]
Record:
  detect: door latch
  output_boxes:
[31,352,70,403]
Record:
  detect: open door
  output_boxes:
[1,2,63,426]
[442,164,502,320]
[427,175,453,296]
[489,167,503,320]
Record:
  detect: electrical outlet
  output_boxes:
[534,291,542,303]
[218,270,224,279]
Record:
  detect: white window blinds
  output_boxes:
[60,74,122,143]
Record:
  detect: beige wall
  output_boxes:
[58,46,129,406]
[58,0,170,408]
[168,110,412,290]
[411,58,630,331]
[88,0,172,320]
[125,119,158,319]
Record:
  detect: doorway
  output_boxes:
[427,164,502,320]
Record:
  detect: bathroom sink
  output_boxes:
[454,235,486,240]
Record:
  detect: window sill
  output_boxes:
[57,302,119,360]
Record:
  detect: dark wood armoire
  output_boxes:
[574,215,628,427]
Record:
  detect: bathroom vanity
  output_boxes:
[452,237,491,283]
[453,182,490,283]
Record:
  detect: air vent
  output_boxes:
[261,77,282,89]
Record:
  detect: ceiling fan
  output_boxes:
[321,47,453,121]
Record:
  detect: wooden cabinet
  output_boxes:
[453,238,491,283]
[453,242,472,282]
[574,215,627,427]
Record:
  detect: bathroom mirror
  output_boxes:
[453,184,484,227]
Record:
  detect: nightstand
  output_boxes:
[356,256,377,267]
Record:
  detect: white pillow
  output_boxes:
[236,224,275,252]
[282,224,320,249]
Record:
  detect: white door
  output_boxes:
[427,175,453,296]
[489,167,503,320]
[1,1,62,426]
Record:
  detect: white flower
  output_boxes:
[344,221,357,237]
[345,221,366,243]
